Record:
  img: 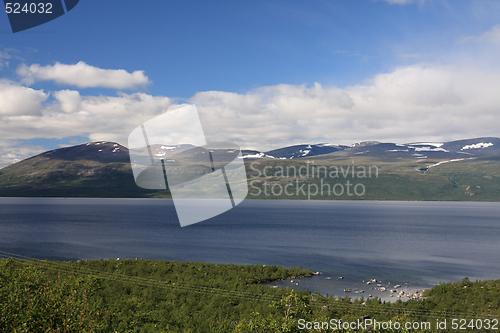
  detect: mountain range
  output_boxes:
[1,137,499,199]
[243,137,500,160]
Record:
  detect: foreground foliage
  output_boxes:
[0,259,107,332]
[1,259,499,332]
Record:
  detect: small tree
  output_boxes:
[271,290,309,333]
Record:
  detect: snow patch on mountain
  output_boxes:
[426,158,473,169]
[239,153,278,159]
[461,142,493,150]
[409,146,449,152]
[409,142,443,147]
[243,153,265,159]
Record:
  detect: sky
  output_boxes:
[1,0,500,167]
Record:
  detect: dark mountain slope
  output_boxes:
[0,142,165,198]
[264,144,347,159]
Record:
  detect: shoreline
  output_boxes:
[269,271,431,303]
[1,256,490,306]
[2,195,500,203]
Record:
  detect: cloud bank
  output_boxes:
[191,64,500,151]
[17,61,150,89]
[0,79,171,166]
[2,28,500,169]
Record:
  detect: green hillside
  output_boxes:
[244,155,500,201]
[1,258,499,332]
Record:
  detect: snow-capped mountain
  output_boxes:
[240,137,500,160]
[242,144,348,159]
[1,137,499,199]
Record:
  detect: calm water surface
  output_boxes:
[1,198,499,301]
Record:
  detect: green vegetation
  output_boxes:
[1,259,499,332]
[0,260,107,332]
[244,156,500,201]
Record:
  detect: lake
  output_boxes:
[1,198,499,302]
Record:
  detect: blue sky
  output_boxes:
[1,0,500,167]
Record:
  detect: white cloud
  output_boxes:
[0,50,11,69]
[0,79,48,116]
[191,64,500,151]
[17,61,150,89]
[460,24,500,44]
[0,78,171,167]
[481,25,500,43]
[53,90,82,113]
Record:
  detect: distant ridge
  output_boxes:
[263,144,347,159]
[1,137,499,198]
[241,137,500,160]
